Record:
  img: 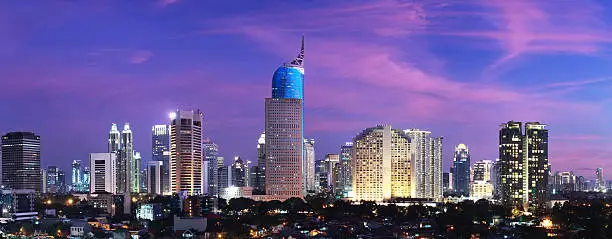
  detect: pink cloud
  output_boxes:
[157,0,179,7]
[129,50,154,64]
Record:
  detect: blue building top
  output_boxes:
[272,36,304,99]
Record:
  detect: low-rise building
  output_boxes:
[220,186,252,200]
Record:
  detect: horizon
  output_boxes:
[1,0,612,179]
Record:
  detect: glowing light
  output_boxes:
[46,199,52,205]
[169,112,177,120]
[541,218,553,229]
[67,199,74,205]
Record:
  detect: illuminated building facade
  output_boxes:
[304,139,316,194]
[152,125,170,194]
[595,168,606,192]
[264,37,305,198]
[170,110,204,195]
[203,139,219,196]
[499,121,549,210]
[90,153,117,194]
[452,144,470,197]
[335,142,353,198]
[352,125,411,202]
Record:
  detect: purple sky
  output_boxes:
[2,0,612,179]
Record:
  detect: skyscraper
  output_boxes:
[352,125,411,202]
[250,133,266,193]
[473,160,493,182]
[404,129,443,200]
[147,161,163,195]
[109,124,121,153]
[524,122,549,207]
[595,168,605,192]
[264,37,305,198]
[121,123,139,193]
[72,160,82,191]
[82,167,90,193]
[152,125,170,194]
[203,139,219,196]
[499,121,524,208]
[303,139,315,195]
[231,156,247,187]
[452,144,470,197]
[1,132,41,193]
[46,166,59,193]
[336,142,353,198]
[498,121,549,210]
[170,110,203,195]
[90,153,117,194]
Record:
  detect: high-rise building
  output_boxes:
[82,167,90,193]
[90,153,117,194]
[152,125,170,194]
[72,160,82,191]
[170,110,203,195]
[320,154,339,193]
[264,37,305,198]
[404,129,443,200]
[147,161,163,195]
[109,124,121,153]
[473,160,493,182]
[443,172,450,192]
[596,168,606,192]
[46,166,59,193]
[551,171,577,194]
[524,122,549,208]
[42,169,47,193]
[352,125,411,202]
[250,133,266,193]
[335,142,353,198]
[203,140,219,196]
[58,170,66,193]
[120,124,139,193]
[1,132,41,193]
[452,144,470,197]
[303,139,316,195]
[498,121,549,210]
[231,157,247,187]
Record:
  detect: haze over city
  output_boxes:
[2,0,612,178]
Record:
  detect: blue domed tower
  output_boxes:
[264,37,306,199]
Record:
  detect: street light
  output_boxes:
[67,198,74,205]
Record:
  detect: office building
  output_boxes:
[443,172,450,193]
[471,181,493,200]
[498,121,549,210]
[58,170,66,193]
[473,160,493,182]
[250,133,266,193]
[90,153,117,194]
[352,125,411,202]
[203,139,219,196]
[147,161,163,195]
[0,189,37,222]
[152,125,170,194]
[1,132,41,193]
[170,110,204,195]
[46,166,59,194]
[335,142,353,198]
[264,37,305,198]
[82,167,90,193]
[72,160,84,192]
[551,171,577,194]
[452,144,470,197]
[231,157,247,187]
[303,139,316,195]
[596,168,606,192]
[404,129,443,200]
[121,124,139,193]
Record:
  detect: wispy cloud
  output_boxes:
[157,0,179,8]
[129,50,154,64]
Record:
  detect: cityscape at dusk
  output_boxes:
[2,0,612,238]
[2,0,612,177]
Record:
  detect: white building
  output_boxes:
[219,186,253,200]
[90,153,116,194]
[170,110,203,195]
[470,181,493,200]
[303,139,316,195]
[403,129,443,201]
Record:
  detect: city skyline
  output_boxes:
[3,1,612,178]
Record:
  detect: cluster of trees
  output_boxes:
[551,200,612,238]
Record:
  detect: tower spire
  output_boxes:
[288,35,304,67]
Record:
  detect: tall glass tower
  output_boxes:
[265,36,305,198]
[152,125,170,194]
[452,144,470,197]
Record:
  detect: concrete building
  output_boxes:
[90,153,117,194]
[203,139,219,196]
[336,142,353,198]
[170,110,204,195]
[452,144,470,197]
[352,125,411,202]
